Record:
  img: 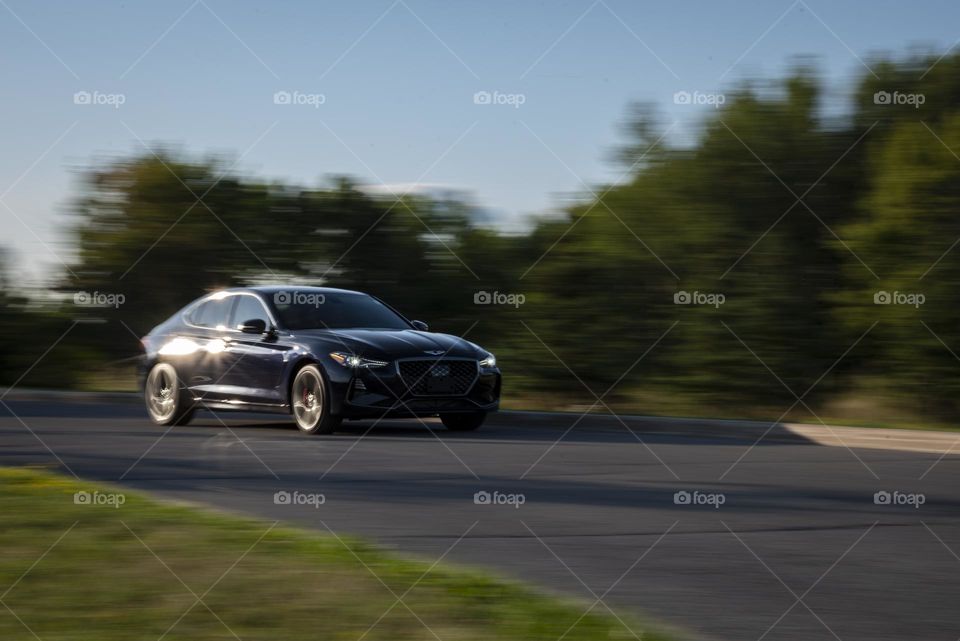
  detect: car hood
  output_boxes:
[290,328,483,360]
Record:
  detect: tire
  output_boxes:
[440,411,486,431]
[144,362,195,426]
[291,364,342,434]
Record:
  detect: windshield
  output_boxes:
[270,291,411,330]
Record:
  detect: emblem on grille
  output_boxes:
[423,350,444,356]
[430,364,451,377]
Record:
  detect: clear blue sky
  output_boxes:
[1,0,956,281]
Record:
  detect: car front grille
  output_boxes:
[398,359,478,396]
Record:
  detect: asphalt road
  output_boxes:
[2,399,959,641]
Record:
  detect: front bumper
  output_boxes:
[330,358,501,418]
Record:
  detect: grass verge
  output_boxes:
[0,467,678,641]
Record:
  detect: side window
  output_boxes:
[230,295,270,329]
[189,297,235,329]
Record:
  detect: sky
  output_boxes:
[1,0,957,281]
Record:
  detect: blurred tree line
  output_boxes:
[5,51,960,425]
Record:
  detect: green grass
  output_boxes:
[0,467,679,641]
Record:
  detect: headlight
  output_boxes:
[479,354,496,368]
[330,352,389,369]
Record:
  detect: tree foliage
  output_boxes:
[4,52,960,423]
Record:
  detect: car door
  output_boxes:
[218,293,290,405]
[177,294,237,400]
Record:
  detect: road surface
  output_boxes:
[2,399,958,641]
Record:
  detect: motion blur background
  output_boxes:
[3,0,960,427]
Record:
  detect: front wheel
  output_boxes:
[440,411,486,431]
[144,363,194,426]
[291,365,342,434]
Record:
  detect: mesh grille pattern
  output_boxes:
[398,359,477,396]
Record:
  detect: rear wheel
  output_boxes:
[291,365,341,434]
[144,363,194,426]
[440,411,486,431]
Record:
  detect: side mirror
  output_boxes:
[239,318,267,334]
[411,320,429,332]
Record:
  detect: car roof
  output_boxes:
[223,286,367,297]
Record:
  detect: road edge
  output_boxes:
[3,387,957,455]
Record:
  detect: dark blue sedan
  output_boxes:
[140,287,500,433]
